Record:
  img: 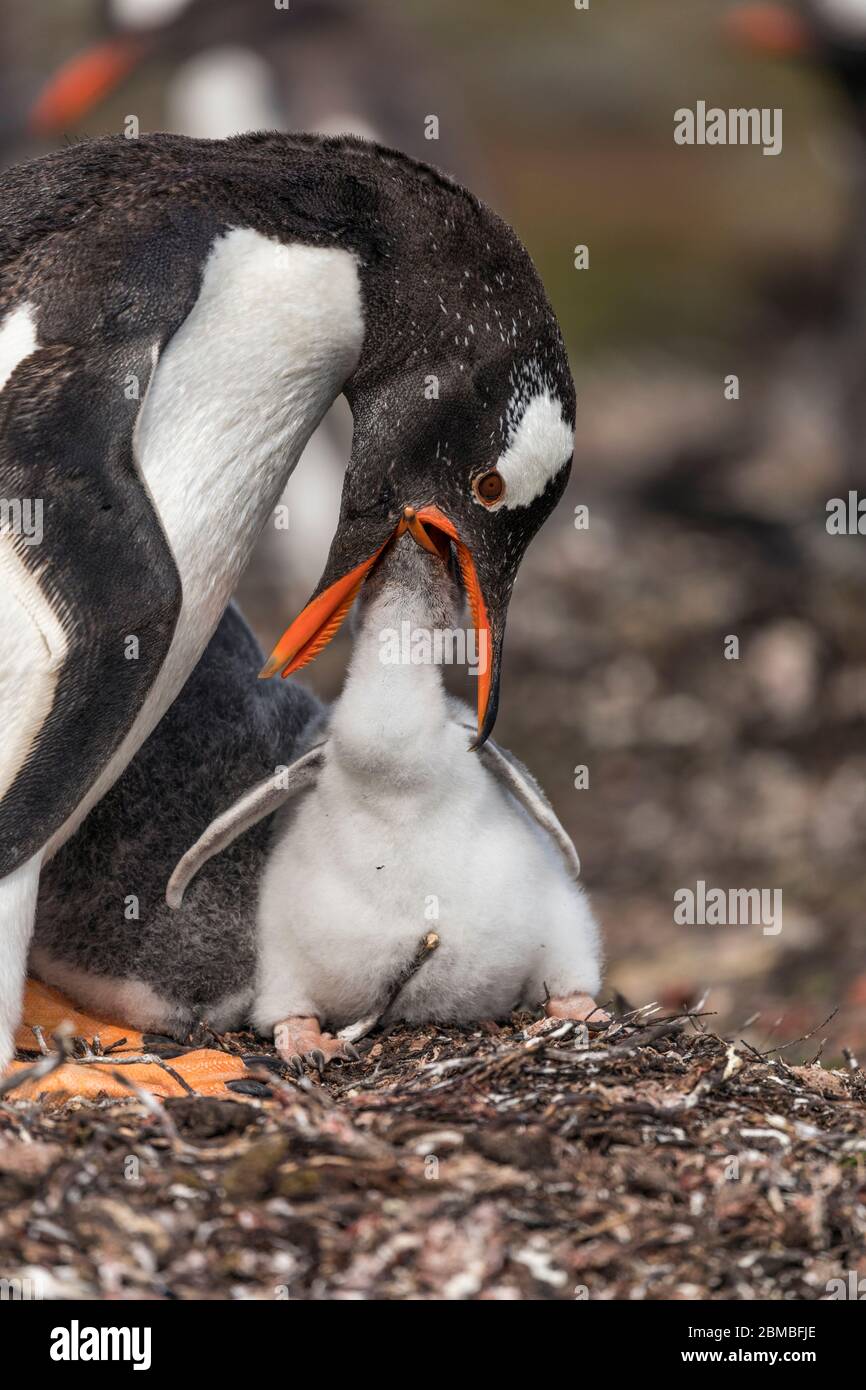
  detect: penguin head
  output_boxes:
[261,313,575,748]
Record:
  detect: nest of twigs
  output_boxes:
[1,1005,865,1300]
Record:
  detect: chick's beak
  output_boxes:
[259,505,496,742]
[400,505,448,558]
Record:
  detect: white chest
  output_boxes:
[136,227,363,638]
[49,229,365,851]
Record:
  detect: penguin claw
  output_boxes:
[545,993,611,1028]
[274,1016,361,1074]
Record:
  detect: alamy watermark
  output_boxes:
[825,1271,866,1300]
[0,496,42,546]
[674,880,782,936]
[1,1274,44,1300]
[379,621,489,676]
[675,101,782,157]
[827,491,866,534]
[50,1320,151,1370]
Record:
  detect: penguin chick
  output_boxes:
[169,533,605,1066]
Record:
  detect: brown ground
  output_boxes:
[2,1007,865,1301]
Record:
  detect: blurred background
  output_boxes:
[6,0,865,1058]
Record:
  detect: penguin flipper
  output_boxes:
[166,742,327,909]
[0,341,183,876]
[463,724,581,882]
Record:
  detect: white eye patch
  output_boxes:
[480,391,573,511]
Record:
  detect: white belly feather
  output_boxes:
[45,229,364,852]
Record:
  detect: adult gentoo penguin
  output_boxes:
[0,131,576,1069]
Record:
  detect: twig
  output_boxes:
[1,1048,195,1099]
[758,1008,840,1058]
[338,932,439,1045]
[807,1038,828,1066]
[689,990,711,1033]
[108,1070,185,1148]
[96,1053,196,1096]
[0,1048,68,1099]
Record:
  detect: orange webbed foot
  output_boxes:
[5,978,250,1099]
[2,1048,250,1101]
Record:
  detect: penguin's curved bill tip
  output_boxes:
[29,38,147,135]
[259,505,496,741]
[723,3,812,56]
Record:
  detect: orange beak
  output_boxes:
[259,505,494,738]
[30,39,146,135]
[724,4,813,56]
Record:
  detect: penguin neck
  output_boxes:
[331,579,454,772]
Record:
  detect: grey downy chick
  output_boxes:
[169,534,605,1067]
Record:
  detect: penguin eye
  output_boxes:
[473,469,506,506]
